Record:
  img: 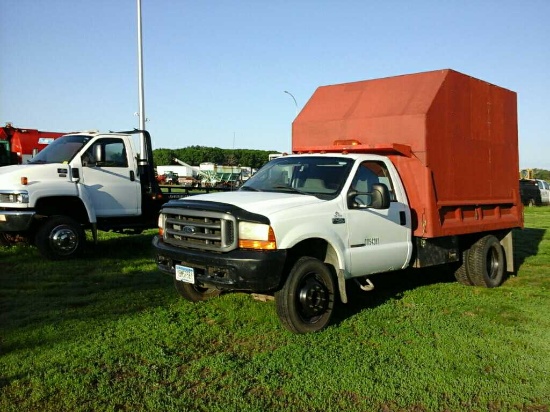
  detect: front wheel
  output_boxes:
[275,256,336,334]
[35,216,85,260]
[173,278,221,302]
[468,235,505,288]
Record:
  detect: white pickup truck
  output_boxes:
[153,70,523,333]
[535,179,550,205]
[0,129,169,259]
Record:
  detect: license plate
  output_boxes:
[175,265,195,284]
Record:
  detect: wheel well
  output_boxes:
[35,196,89,224]
[284,238,340,278]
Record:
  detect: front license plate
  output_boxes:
[175,265,195,284]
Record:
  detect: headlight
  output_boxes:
[0,190,29,204]
[238,222,277,250]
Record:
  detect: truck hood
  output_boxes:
[185,191,326,216]
[0,163,71,186]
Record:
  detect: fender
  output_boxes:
[75,184,98,241]
[273,209,351,302]
[74,184,97,224]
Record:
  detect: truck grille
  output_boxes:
[162,208,237,252]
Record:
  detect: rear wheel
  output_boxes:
[454,248,473,285]
[173,278,221,302]
[468,235,505,288]
[35,216,85,260]
[275,256,336,334]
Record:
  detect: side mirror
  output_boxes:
[94,144,104,163]
[347,183,391,209]
[370,183,391,209]
[71,167,80,182]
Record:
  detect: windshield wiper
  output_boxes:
[272,185,308,195]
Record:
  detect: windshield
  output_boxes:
[28,135,92,164]
[241,156,354,199]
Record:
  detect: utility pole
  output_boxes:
[137,0,146,157]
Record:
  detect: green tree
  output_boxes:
[152,148,176,167]
[533,169,550,180]
[152,146,279,169]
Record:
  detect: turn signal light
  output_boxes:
[239,239,277,250]
[333,139,362,146]
[21,177,28,185]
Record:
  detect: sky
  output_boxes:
[1,0,549,168]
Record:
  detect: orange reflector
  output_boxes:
[238,240,277,250]
[333,139,362,146]
[21,177,28,185]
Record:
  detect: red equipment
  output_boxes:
[0,123,66,165]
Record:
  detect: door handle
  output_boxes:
[130,170,135,181]
[399,211,406,225]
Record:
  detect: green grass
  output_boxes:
[1,209,549,411]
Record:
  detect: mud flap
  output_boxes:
[337,268,347,303]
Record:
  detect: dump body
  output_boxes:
[292,69,523,238]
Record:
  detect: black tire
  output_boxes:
[173,278,221,302]
[35,216,85,260]
[275,256,336,334]
[528,198,536,207]
[468,235,505,288]
[454,248,474,286]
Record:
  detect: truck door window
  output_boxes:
[349,161,395,207]
[84,139,128,168]
[104,141,127,167]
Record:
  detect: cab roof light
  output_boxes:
[333,139,362,146]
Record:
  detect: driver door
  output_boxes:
[78,138,140,216]
[346,160,411,276]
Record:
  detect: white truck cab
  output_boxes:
[154,153,415,333]
[0,130,166,259]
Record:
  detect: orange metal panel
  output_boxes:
[11,129,65,156]
[293,69,523,237]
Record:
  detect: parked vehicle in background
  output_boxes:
[153,69,523,333]
[163,171,179,185]
[0,124,66,166]
[535,179,550,205]
[520,179,543,206]
[0,129,177,259]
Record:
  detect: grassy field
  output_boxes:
[1,208,549,411]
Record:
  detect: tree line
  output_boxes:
[152,146,279,169]
[521,168,550,181]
